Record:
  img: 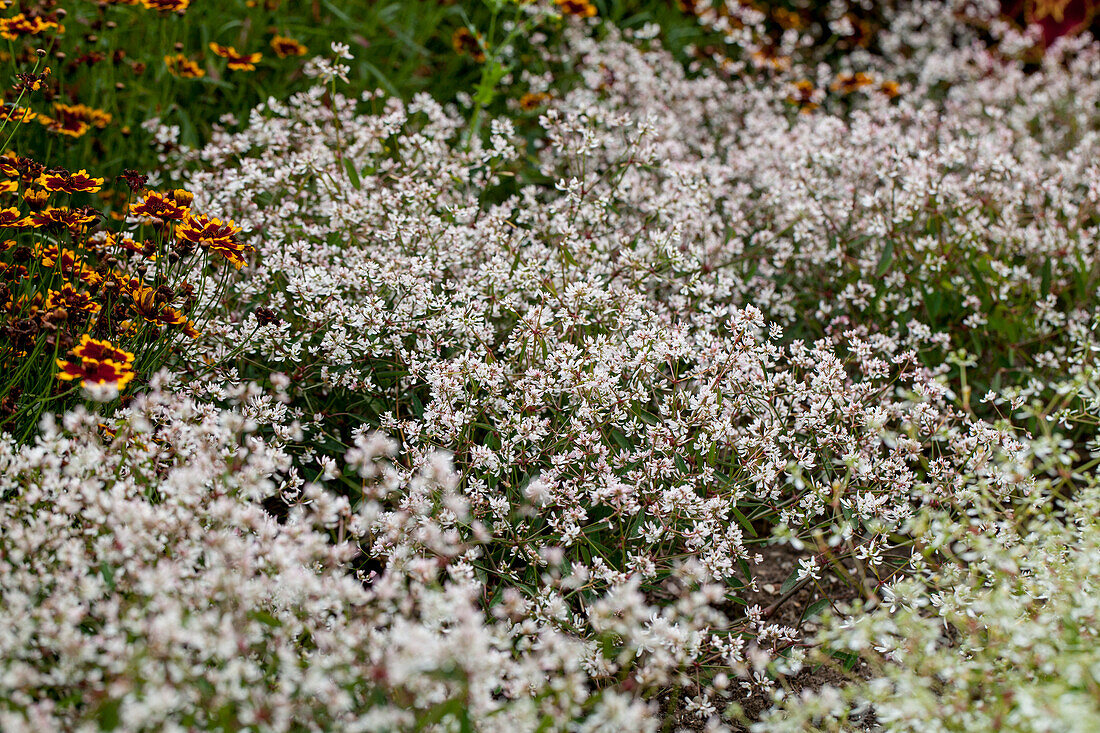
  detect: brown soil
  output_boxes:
[734,543,869,728]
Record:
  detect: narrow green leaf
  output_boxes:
[780,565,802,595]
[801,597,830,622]
[730,507,757,538]
[875,240,895,277]
[343,158,362,190]
[99,562,116,592]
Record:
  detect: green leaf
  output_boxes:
[97,698,122,731]
[875,240,895,278]
[730,507,758,538]
[99,562,116,592]
[780,565,802,595]
[248,609,282,628]
[801,597,830,622]
[737,557,752,583]
[321,0,354,23]
[609,428,631,453]
[343,158,362,190]
[828,649,860,671]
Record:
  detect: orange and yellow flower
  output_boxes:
[209,43,262,71]
[46,283,101,315]
[71,335,134,367]
[164,54,206,78]
[130,190,190,221]
[270,35,307,58]
[39,115,88,138]
[35,244,102,286]
[13,67,51,93]
[0,104,37,125]
[128,283,188,327]
[0,13,63,41]
[141,0,190,11]
[0,154,18,178]
[38,104,112,139]
[452,28,485,63]
[56,336,135,390]
[22,189,49,209]
[519,92,550,111]
[787,79,820,113]
[29,206,99,233]
[555,0,597,18]
[39,169,105,195]
[176,214,252,268]
[169,189,194,207]
[0,206,30,228]
[61,104,112,129]
[831,72,875,94]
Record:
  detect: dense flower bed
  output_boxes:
[2,0,1100,730]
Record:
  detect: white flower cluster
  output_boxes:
[162,2,1068,724]
[0,379,668,731]
[758,460,1100,732]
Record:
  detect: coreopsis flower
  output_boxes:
[22,188,49,209]
[209,43,262,71]
[0,206,29,228]
[879,80,901,98]
[452,28,486,62]
[129,284,188,327]
[270,35,307,58]
[164,54,205,78]
[106,233,146,255]
[787,79,820,113]
[119,169,148,191]
[13,158,43,183]
[64,335,134,368]
[56,357,135,391]
[0,13,62,41]
[750,46,791,71]
[555,0,597,18]
[57,103,112,129]
[0,261,25,283]
[130,190,190,221]
[0,179,16,194]
[772,7,805,29]
[35,244,101,286]
[46,283,100,315]
[519,92,550,111]
[831,71,875,93]
[141,0,190,11]
[38,114,88,138]
[29,206,98,233]
[56,336,135,391]
[169,189,194,207]
[176,213,252,268]
[39,169,105,195]
[12,67,50,93]
[0,104,37,125]
[38,104,110,139]
[0,153,17,178]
